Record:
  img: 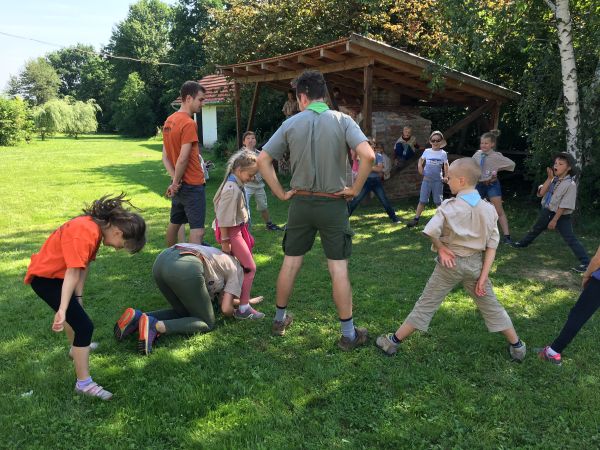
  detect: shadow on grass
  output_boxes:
[139,142,163,152]
[84,160,169,199]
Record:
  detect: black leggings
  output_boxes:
[30,277,94,347]
[551,277,600,353]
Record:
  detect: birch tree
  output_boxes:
[545,0,581,168]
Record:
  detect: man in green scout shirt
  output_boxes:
[257,70,375,351]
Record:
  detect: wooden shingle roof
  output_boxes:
[217,33,519,106]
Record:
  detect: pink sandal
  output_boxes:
[75,382,113,400]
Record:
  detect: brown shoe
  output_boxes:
[337,327,368,351]
[272,315,293,336]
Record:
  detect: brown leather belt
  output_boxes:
[294,190,343,199]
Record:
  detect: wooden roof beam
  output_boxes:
[349,44,511,102]
[371,79,428,101]
[278,59,302,70]
[319,48,346,62]
[245,65,263,74]
[261,62,283,72]
[298,55,320,66]
[232,57,373,84]
[373,67,467,102]
[232,66,249,75]
[442,101,494,139]
[348,34,519,101]
[325,73,362,90]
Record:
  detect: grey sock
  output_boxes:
[275,306,287,322]
[340,317,356,340]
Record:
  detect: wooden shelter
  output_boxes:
[217,33,520,147]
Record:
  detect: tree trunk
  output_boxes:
[546,0,581,168]
[581,60,600,163]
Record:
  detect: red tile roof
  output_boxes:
[199,74,234,104]
[171,74,233,107]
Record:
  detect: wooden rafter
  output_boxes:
[442,102,495,139]
[319,48,346,62]
[229,57,373,84]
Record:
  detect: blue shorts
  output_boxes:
[170,183,206,229]
[476,180,502,199]
[419,178,444,205]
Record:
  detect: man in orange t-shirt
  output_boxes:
[162,80,206,246]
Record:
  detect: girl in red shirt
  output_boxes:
[25,194,146,400]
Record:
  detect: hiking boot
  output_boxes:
[375,333,399,356]
[272,314,293,336]
[406,217,420,228]
[508,341,527,362]
[511,241,526,248]
[502,236,514,245]
[266,222,284,231]
[337,327,368,351]
[234,306,265,320]
[537,346,562,366]
[571,264,588,274]
[114,307,142,341]
[138,313,159,356]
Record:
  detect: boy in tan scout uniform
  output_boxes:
[512,152,590,273]
[376,158,526,361]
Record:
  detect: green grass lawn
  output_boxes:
[1,135,599,449]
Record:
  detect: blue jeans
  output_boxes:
[419,178,444,205]
[348,177,398,221]
[519,208,589,265]
[476,180,502,199]
[551,278,600,353]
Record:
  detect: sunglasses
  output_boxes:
[430,138,442,143]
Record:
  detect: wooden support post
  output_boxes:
[247,82,261,132]
[362,64,373,136]
[234,82,242,148]
[490,101,501,130]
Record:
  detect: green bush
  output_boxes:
[210,136,239,160]
[0,97,33,146]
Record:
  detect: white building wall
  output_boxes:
[201,105,218,148]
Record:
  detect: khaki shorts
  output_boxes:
[245,184,268,211]
[283,196,353,260]
[404,253,513,333]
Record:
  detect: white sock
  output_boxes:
[546,346,559,357]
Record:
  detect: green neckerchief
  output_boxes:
[306,101,329,114]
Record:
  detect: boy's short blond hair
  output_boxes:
[450,157,481,186]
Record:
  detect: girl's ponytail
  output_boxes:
[215,149,258,199]
[83,193,146,253]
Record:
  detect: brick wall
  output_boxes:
[371,108,432,154]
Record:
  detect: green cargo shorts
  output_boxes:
[283,196,353,260]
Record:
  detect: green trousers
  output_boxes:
[150,247,215,335]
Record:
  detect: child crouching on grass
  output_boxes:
[376,158,526,361]
[24,194,146,400]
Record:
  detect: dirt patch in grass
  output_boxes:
[522,267,581,288]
